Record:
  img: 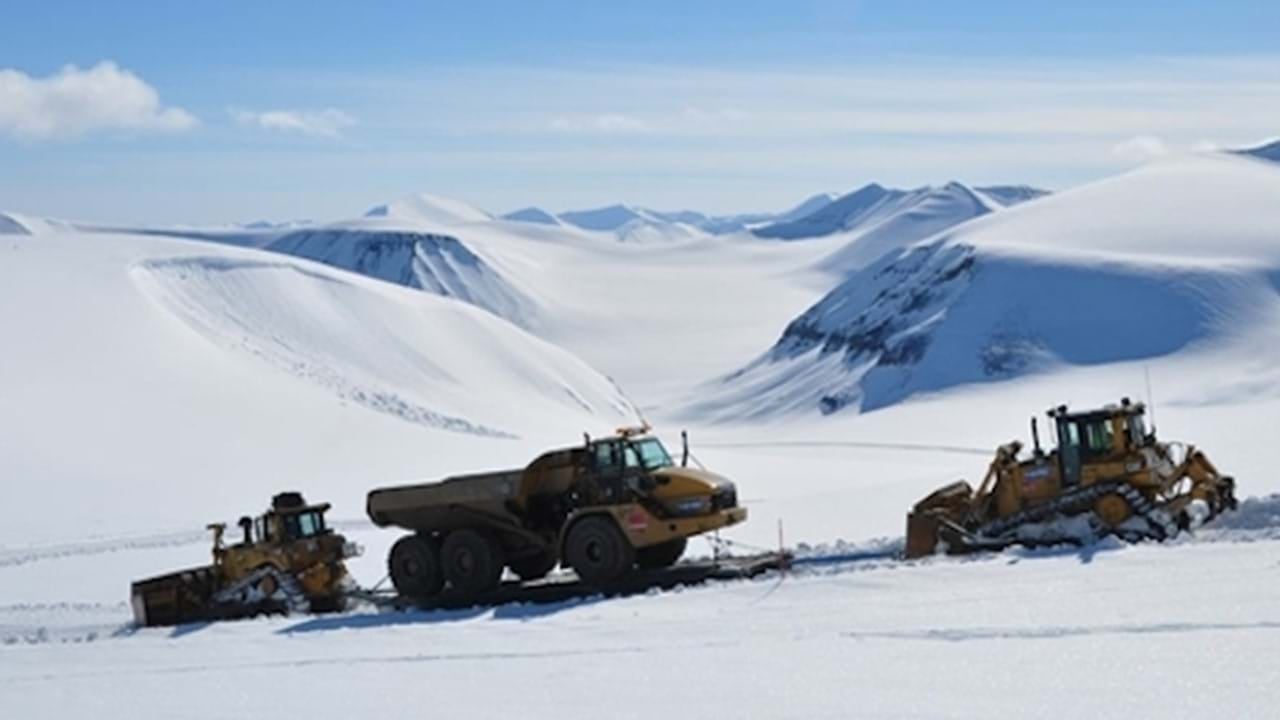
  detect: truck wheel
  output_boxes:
[566,516,634,586]
[441,529,505,597]
[509,551,557,582]
[389,535,443,599]
[636,537,687,570]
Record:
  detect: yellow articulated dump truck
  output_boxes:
[905,398,1237,558]
[366,426,747,602]
[130,493,359,627]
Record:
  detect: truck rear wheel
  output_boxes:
[389,535,443,599]
[441,529,505,597]
[565,516,634,586]
[636,537,687,570]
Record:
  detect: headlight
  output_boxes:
[669,496,713,517]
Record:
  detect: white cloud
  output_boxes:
[232,108,356,137]
[548,113,649,134]
[1112,135,1171,162]
[0,61,197,140]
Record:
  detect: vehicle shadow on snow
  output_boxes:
[277,595,608,635]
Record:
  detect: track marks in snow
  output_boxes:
[130,257,514,438]
[842,620,1280,643]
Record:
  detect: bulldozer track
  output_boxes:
[976,480,1177,546]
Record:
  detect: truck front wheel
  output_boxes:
[441,529,505,597]
[566,516,635,586]
[389,535,443,599]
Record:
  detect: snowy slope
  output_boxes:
[692,154,1280,419]
[0,231,634,546]
[267,224,538,328]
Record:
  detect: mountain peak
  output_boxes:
[1236,138,1280,163]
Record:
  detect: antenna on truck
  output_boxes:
[1144,365,1157,435]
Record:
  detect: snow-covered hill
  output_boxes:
[692,154,1280,419]
[0,231,635,545]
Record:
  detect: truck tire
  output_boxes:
[441,529,505,597]
[565,516,634,586]
[636,537,687,570]
[389,535,443,599]
[509,551,558,582]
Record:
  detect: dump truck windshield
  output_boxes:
[632,438,674,470]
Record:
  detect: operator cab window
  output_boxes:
[1078,418,1113,457]
[281,511,326,540]
[297,511,325,538]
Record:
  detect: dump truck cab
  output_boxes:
[579,430,737,516]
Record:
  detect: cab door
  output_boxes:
[1057,418,1082,488]
[589,440,626,502]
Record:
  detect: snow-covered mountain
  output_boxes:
[556,193,839,236]
[501,206,562,225]
[0,211,31,234]
[690,154,1280,420]
[364,192,493,226]
[753,181,1044,241]
[0,210,77,235]
[1237,138,1280,163]
[267,224,537,328]
[558,204,662,231]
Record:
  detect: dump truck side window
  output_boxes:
[593,442,622,474]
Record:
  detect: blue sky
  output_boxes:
[3,1,1279,224]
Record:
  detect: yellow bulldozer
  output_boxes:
[131,492,359,626]
[905,398,1237,558]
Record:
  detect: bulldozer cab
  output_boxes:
[228,493,334,550]
[1048,400,1150,487]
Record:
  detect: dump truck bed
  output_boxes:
[366,469,526,531]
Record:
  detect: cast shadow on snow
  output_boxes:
[277,595,608,635]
